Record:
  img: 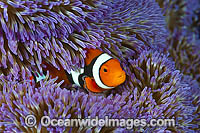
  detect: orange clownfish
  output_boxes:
[31,48,126,93]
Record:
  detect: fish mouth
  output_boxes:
[118,73,124,78]
[112,72,126,86]
[118,73,126,83]
[118,71,126,79]
[102,71,126,89]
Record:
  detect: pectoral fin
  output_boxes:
[83,77,105,93]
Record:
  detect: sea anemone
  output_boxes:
[156,0,200,42]
[89,0,169,75]
[0,0,199,133]
[0,0,168,79]
[0,0,106,77]
[156,0,186,32]
[167,29,200,83]
[114,49,199,132]
[181,0,200,43]
[0,71,184,133]
[124,50,180,93]
[0,73,138,132]
[156,0,200,83]
[156,0,185,32]
[1,50,199,132]
[93,0,169,56]
[176,75,200,131]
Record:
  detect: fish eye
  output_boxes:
[103,68,108,72]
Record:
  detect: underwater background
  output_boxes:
[0,0,199,132]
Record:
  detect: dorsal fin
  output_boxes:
[84,48,103,65]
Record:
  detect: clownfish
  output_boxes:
[30,48,126,93]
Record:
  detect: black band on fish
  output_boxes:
[65,70,75,84]
[84,53,104,77]
[78,74,85,87]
